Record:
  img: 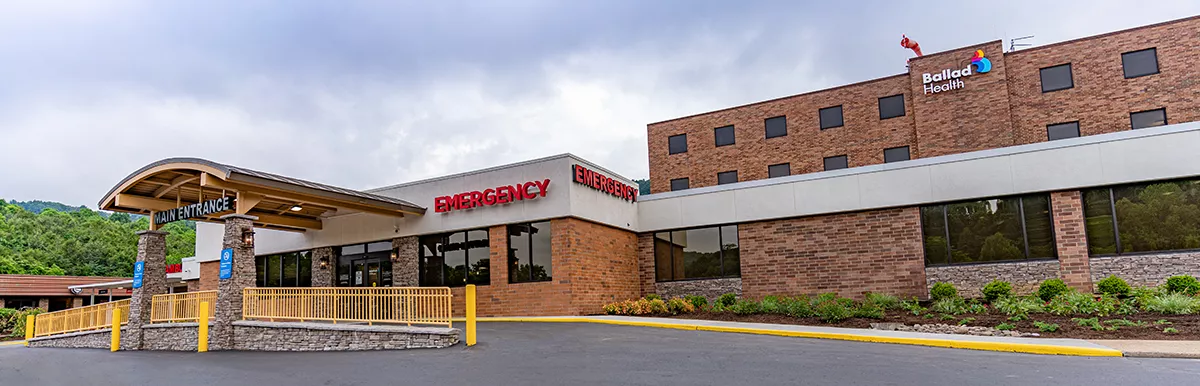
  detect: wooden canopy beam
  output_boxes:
[236,192,264,215]
[200,173,407,218]
[153,175,199,198]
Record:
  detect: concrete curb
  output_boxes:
[0,340,25,347]
[454,316,1124,357]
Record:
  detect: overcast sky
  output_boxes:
[1,1,1196,208]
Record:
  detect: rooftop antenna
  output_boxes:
[1009,35,1034,51]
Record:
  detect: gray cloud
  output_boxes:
[0,1,1196,208]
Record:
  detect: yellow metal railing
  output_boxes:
[33,299,130,337]
[243,287,452,327]
[151,290,217,323]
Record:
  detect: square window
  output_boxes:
[768,163,790,178]
[670,178,689,191]
[819,105,844,129]
[823,155,848,171]
[717,171,738,185]
[1122,48,1159,79]
[1130,108,1167,129]
[883,146,910,163]
[765,116,787,139]
[878,94,905,120]
[714,125,735,147]
[668,134,687,154]
[1047,121,1080,140]
[1040,64,1074,93]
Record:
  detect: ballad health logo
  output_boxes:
[922,50,991,95]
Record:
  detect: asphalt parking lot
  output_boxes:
[1,322,1198,385]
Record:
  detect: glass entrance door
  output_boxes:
[350,258,392,287]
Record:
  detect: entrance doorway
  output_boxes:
[337,241,395,287]
[350,257,393,287]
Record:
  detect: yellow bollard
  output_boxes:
[466,284,476,347]
[110,308,121,352]
[198,301,210,353]
[24,315,34,347]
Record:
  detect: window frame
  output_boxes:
[418,228,491,287]
[768,163,791,178]
[717,170,738,185]
[255,250,313,288]
[1046,121,1081,141]
[1121,48,1159,79]
[1082,178,1200,258]
[878,94,906,120]
[883,146,910,163]
[654,224,740,282]
[714,125,735,147]
[507,221,553,284]
[819,105,844,130]
[1129,108,1167,130]
[668,134,688,155]
[1039,63,1074,93]
[823,155,848,171]
[920,194,1059,267]
[764,116,787,139]
[670,178,689,191]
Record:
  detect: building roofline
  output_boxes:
[1006,14,1200,56]
[905,40,1003,63]
[367,153,637,193]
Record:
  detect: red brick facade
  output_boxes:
[647,16,1200,193]
[1051,191,1092,291]
[189,261,219,292]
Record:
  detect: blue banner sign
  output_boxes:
[219,248,233,280]
[132,261,145,289]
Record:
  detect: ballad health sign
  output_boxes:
[922,50,991,95]
[153,196,234,226]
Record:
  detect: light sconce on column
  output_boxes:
[319,256,330,270]
[242,230,255,248]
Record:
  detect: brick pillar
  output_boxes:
[311,247,335,287]
[127,230,168,350]
[488,225,509,288]
[211,214,256,350]
[636,233,656,297]
[71,297,83,308]
[37,298,50,311]
[1052,191,1093,292]
[391,236,418,286]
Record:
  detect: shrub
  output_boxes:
[930,282,958,301]
[981,280,1013,303]
[993,296,1044,317]
[0,308,16,334]
[1072,317,1105,331]
[958,317,975,325]
[864,292,902,310]
[852,302,884,319]
[1096,276,1132,297]
[901,298,926,316]
[666,298,696,315]
[964,299,988,314]
[1164,327,1179,334]
[644,294,662,301]
[812,292,838,305]
[716,293,738,308]
[1103,319,1146,328]
[813,301,851,323]
[995,323,1016,331]
[730,300,761,315]
[647,298,669,314]
[9,308,42,337]
[1033,321,1060,332]
[683,295,708,310]
[1165,275,1200,296]
[1037,279,1070,302]
[784,296,813,318]
[931,297,967,315]
[759,296,783,314]
[1129,286,1164,307]
[1046,291,1114,316]
[1143,293,1200,315]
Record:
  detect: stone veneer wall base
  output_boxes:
[231,321,460,351]
[654,278,742,301]
[1090,252,1200,289]
[924,260,1059,298]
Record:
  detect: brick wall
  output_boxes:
[1051,191,1092,291]
[738,207,928,299]
[907,40,1015,157]
[196,261,219,291]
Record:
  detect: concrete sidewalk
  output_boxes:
[469,315,1197,358]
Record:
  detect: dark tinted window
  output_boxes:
[1084,179,1200,255]
[670,178,689,191]
[883,146,910,163]
[717,171,738,185]
[768,163,790,178]
[256,251,314,287]
[654,225,740,282]
[508,221,552,283]
[668,134,687,154]
[879,94,905,119]
[419,229,490,287]
[1047,121,1080,140]
[823,155,848,171]
[1040,64,1073,92]
[714,125,735,147]
[819,105,843,129]
[920,194,1057,265]
[765,116,787,138]
[1130,109,1167,129]
[1122,48,1159,79]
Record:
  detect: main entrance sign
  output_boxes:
[153,196,234,225]
[434,179,550,213]
[572,164,637,202]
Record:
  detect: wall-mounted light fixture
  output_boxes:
[319,256,330,270]
[390,249,398,261]
[242,230,255,248]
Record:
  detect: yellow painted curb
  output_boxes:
[0,340,26,347]
[453,317,1123,357]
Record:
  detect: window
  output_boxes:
[419,229,490,287]
[878,94,905,120]
[765,116,787,139]
[654,225,740,282]
[1047,121,1081,140]
[508,221,552,283]
[1083,178,1200,256]
[717,171,738,185]
[714,125,735,147]
[1122,48,1159,79]
[5,298,38,310]
[1130,108,1167,129]
[883,146,910,163]
[335,242,393,287]
[921,194,1056,266]
[819,105,844,129]
[1040,64,1074,93]
[255,251,313,287]
[823,155,848,171]
[670,178,689,191]
[768,163,790,178]
[668,134,688,154]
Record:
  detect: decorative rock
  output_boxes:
[893,323,1030,337]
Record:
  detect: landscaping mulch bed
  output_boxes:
[663,311,1200,340]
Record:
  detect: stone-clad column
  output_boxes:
[311,247,335,287]
[391,236,418,287]
[211,214,257,350]
[127,230,168,350]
